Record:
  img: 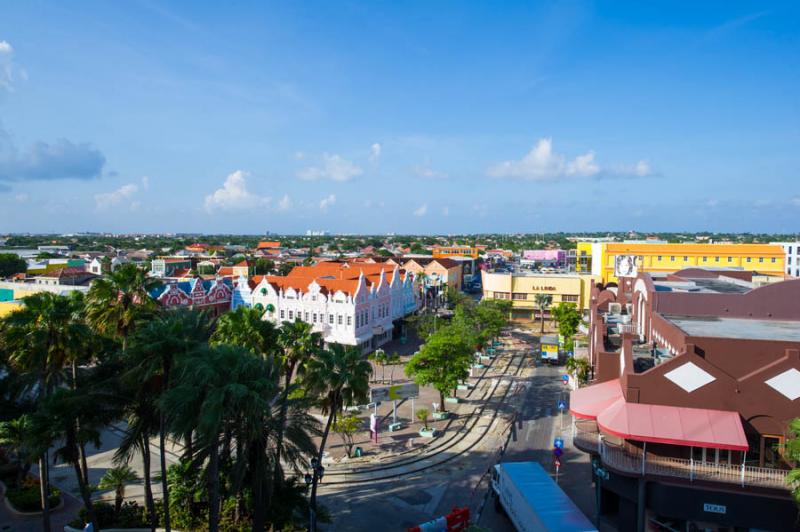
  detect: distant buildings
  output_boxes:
[150,278,233,316]
[432,245,480,259]
[770,241,800,277]
[481,270,593,319]
[576,241,786,283]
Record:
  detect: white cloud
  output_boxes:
[369,143,382,163]
[204,170,271,212]
[412,165,448,179]
[14,193,28,203]
[141,176,150,190]
[95,183,138,210]
[277,194,292,211]
[0,40,23,92]
[442,206,450,216]
[319,194,336,211]
[297,153,363,182]
[488,138,653,181]
[413,204,428,217]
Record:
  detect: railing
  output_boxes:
[617,323,639,335]
[574,422,792,491]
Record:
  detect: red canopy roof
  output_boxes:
[569,378,623,420]
[597,399,748,451]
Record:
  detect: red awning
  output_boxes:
[569,378,623,420]
[597,399,748,451]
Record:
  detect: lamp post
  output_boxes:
[307,457,325,532]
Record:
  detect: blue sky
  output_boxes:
[1,1,798,234]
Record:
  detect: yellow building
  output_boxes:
[481,270,596,320]
[576,242,785,283]
[0,301,22,317]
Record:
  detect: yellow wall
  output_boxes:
[578,242,785,283]
[0,301,22,317]
[481,271,595,318]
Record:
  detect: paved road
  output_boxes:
[478,364,597,531]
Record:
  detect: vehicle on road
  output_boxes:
[491,461,596,532]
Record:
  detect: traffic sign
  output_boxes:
[554,437,564,449]
[554,458,561,468]
[553,446,563,458]
[561,374,570,384]
[557,399,567,411]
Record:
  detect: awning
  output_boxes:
[569,378,623,420]
[597,399,748,451]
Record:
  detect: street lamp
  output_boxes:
[308,457,325,532]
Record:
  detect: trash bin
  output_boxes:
[354,447,363,457]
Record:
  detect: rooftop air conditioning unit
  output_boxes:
[625,303,633,315]
[608,302,622,314]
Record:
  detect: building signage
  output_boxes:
[529,286,557,292]
[370,383,420,403]
[614,255,638,278]
[703,503,726,515]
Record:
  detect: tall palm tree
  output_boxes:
[303,343,371,532]
[1,292,92,532]
[98,465,140,517]
[85,263,161,350]
[125,308,212,532]
[272,319,321,501]
[534,293,553,334]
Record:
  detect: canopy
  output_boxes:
[569,378,623,420]
[597,399,748,451]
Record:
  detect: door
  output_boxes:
[760,435,784,468]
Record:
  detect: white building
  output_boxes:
[771,241,800,277]
[237,262,418,352]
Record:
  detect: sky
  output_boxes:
[0,1,799,234]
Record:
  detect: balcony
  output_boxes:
[574,421,792,491]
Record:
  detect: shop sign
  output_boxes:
[703,503,726,514]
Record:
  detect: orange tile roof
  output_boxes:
[257,241,281,249]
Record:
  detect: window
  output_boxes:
[329,314,334,324]
[312,313,317,323]
[746,257,751,262]
[562,295,579,303]
[715,256,720,262]
[727,257,732,263]
[338,315,343,325]
[683,256,688,261]
[347,316,352,326]
[670,256,675,262]
[305,312,309,321]
[657,256,662,261]
[759,257,764,263]
[280,310,285,319]
[771,257,776,263]
[702,256,707,262]
[512,293,527,300]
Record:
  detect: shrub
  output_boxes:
[70,501,147,529]
[5,484,60,512]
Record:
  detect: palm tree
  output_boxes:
[211,305,279,357]
[388,352,401,384]
[99,465,140,517]
[271,319,321,503]
[0,415,33,486]
[303,343,371,532]
[125,308,212,532]
[1,292,92,532]
[85,263,161,350]
[534,294,553,334]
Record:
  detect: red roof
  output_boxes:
[257,241,281,249]
[569,378,623,420]
[597,399,748,451]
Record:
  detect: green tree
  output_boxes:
[565,356,591,384]
[86,263,161,350]
[0,253,27,277]
[303,343,371,531]
[551,302,583,342]
[278,262,294,276]
[405,325,472,413]
[332,415,361,458]
[785,418,800,506]
[534,294,553,334]
[98,465,140,518]
[0,415,34,486]
[254,258,275,275]
[415,408,429,430]
[125,309,212,532]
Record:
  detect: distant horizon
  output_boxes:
[2,2,799,233]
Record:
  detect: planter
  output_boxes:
[1,479,63,516]
[472,363,485,369]
[432,411,450,421]
[418,428,439,438]
[389,422,404,432]
[445,397,460,404]
[457,383,473,391]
